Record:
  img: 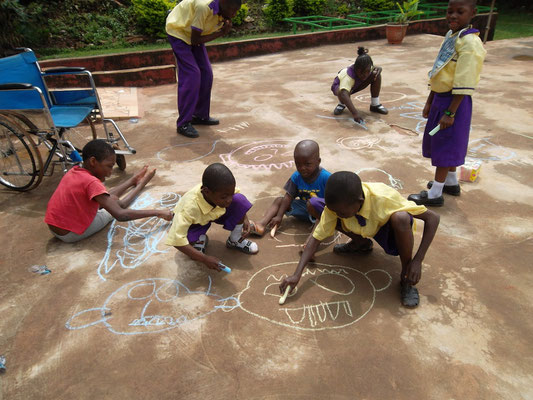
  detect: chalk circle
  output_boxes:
[467,138,516,161]
[336,136,381,150]
[355,91,407,104]
[220,140,295,171]
[355,167,403,190]
[237,262,391,331]
[156,140,219,162]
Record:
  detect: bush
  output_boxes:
[263,0,292,26]
[292,0,327,16]
[360,0,395,11]
[132,0,176,38]
[232,3,249,26]
[0,0,26,55]
[337,3,350,16]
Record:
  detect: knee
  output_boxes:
[390,212,411,230]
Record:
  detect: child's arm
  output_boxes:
[423,91,435,119]
[175,245,222,271]
[279,236,321,293]
[406,210,440,284]
[269,192,294,229]
[190,20,232,45]
[95,194,173,222]
[338,89,362,122]
[438,95,464,130]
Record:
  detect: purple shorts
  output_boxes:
[187,193,252,243]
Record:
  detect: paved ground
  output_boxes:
[1,34,532,400]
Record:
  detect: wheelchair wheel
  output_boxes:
[0,117,41,191]
[116,154,126,171]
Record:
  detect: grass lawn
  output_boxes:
[494,9,533,40]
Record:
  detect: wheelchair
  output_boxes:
[0,48,136,191]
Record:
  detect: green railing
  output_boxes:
[283,16,368,34]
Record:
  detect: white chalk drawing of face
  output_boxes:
[237,262,391,331]
[97,192,180,281]
[219,140,294,170]
[156,140,220,162]
[355,167,403,190]
[66,277,239,335]
[467,138,516,161]
[354,91,407,104]
[336,136,381,150]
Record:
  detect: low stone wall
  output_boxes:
[40,13,497,87]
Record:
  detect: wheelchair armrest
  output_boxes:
[0,83,34,90]
[43,67,88,75]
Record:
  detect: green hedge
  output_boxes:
[132,0,176,38]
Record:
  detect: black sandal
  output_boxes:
[401,282,420,308]
[192,234,209,254]
[333,239,373,254]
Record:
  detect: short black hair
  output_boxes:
[449,0,477,6]
[325,171,363,206]
[354,47,373,72]
[202,163,236,192]
[294,139,320,158]
[82,139,115,162]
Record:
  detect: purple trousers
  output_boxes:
[168,35,213,128]
[422,92,473,167]
[187,193,252,243]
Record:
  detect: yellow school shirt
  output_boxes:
[165,184,227,247]
[166,0,224,45]
[313,182,427,241]
[337,68,355,93]
[429,31,486,96]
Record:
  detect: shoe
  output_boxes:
[333,104,346,115]
[407,190,444,207]
[333,239,373,254]
[192,234,209,253]
[401,282,419,308]
[427,181,461,196]
[177,122,199,138]
[191,116,219,125]
[226,237,258,254]
[369,104,388,115]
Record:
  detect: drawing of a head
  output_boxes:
[219,140,294,171]
[238,262,391,331]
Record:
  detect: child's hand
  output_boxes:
[160,209,174,221]
[353,115,364,123]
[371,67,382,81]
[204,256,222,271]
[422,102,431,119]
[221,19,232,34]
[268,215,282,230]
[439,114,454,130]
[404,259,422,285]
[279,275,299,294]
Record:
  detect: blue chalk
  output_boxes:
[218,263,231,273]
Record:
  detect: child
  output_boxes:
[280,171,440,308]
[408,0,486,206]
[45,140,173,243]
[331,47,388,123]
[166,0,242,138]
[165,163,258,271]
[250,140,330,236]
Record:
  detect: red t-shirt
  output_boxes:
[44,166,109,234]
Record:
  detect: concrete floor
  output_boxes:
[1,34,532,399]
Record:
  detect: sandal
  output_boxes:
[192,234,209,254]
[333,239,373,254]
[226,237,259,254]
[248,220,265,237]
[401,282,420,308]
[333,103,346,115]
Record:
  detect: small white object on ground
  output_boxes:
[279,285,291,305]
[270,225,277,238]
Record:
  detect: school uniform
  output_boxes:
[423,27,486,167]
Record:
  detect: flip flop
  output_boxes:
[401,282,420,308]
[248,220,265,237]
[333,239,373,254]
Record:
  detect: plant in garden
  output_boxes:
[336,3,350,17]
[263,0,292,26]
[361,0,395,12]
[0,0,26,55]
[393,0,423,24]
[292,0,327,17]
[132,0,176,38]
[232,3,249,26]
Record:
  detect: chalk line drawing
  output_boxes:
[355,167,404,190]
[237,262,391,331]
[66,277,239,335]
[467,138,516,161]
[156,140,220,162]
[220,140,294,171]
[387,101,427,134]
[354,91,407,104]
[216,121,250,134]
[336,136,382,150]
[97,192,180,281]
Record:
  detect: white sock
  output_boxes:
[371,97,380,106]
[445,171,458,185]
[428,181,444,199]
[229,224,243,242]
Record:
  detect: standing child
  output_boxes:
[45,140,173,243]
[165,163,258,271]
[331,47,388,124]
[166,0,242,138]
[408,0,486,206]
[280,171,440,308]
[250,140,330,236]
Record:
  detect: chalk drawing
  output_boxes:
[354,91,407,104]
[355,167,404,190]
[66,277,240,335]
[237,262,391,331]
[467,138,516,161]
[216,121,250,134]
[97,192,180,281]
[220,140,294,171]
[336,136,382,150]
[156,140,220,162]
[387,101,427,134]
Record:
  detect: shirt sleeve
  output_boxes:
[191,2,212,32]
[338,73,355,94]
[86,179,108,200]
[452,35,486,95]
[283,177,298,198]
[312,207,337,241]
[165,210,195,247]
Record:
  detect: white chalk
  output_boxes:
[270,225,277,238]
[279,285,291,305]
[218,262,231,273]
[353,119,368,130]
[428,124,440,136]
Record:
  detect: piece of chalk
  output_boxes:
[218,262,231,273]
[428,124,440,136]
[279,285,291,305]
[353,119,368,130]
[270,225,277,238]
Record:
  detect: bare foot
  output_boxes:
[139,168,156,186]
[251,221,266,236]
[133,165,149,186]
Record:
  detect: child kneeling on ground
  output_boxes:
[280,171,439,307]
[165,163,258,271]
[45,139,173,243]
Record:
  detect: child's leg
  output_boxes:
[187,223,211,253]
[53,209,114,243]
[254,197,283,234]
[191,45,213,120]
[215,194,258,254]
[111,167,156,209]
[333,217,373,254]
[369,74,388,114]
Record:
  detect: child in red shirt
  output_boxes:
[45,140,172,243]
